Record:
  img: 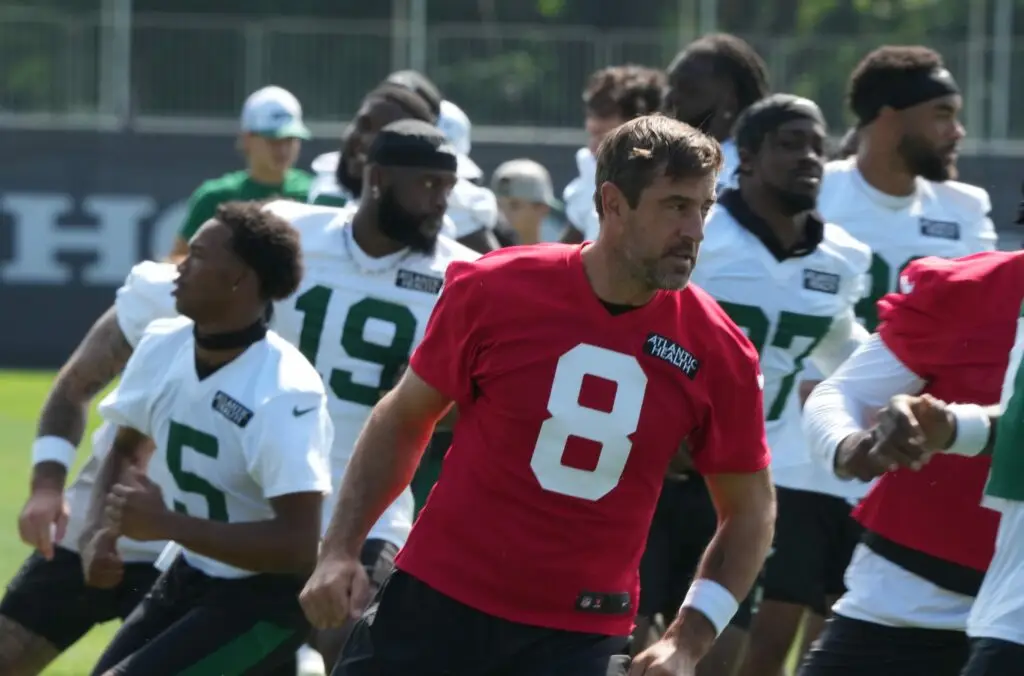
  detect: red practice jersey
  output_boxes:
[855,251,1024,573]
[398,243,770,636]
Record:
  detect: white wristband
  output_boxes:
[31,436,77,469]
[945,404,991,457]
[680,579,739,636]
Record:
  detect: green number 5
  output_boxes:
[295,285,417,406]
[717,303,833,421]
[166,421,228,521]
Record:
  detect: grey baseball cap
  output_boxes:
[491,159,561,208]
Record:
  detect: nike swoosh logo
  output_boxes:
[292,406,316,417]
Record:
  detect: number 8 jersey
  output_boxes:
[690,193,872,485]
[264,200,480,548]
[395,244,770,636]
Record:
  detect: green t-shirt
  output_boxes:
[986,308,1024,502]
[178,169,313,239]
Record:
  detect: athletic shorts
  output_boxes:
[798,613,968,676]
[333,570,631,676]
[91,556,309,676]
[960,637,1024,676]
[637,476,758,630]
[360,538,398,592]
[762,486,861,615]
[0,547,158,650]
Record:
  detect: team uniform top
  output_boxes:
[690,195,870,493]
[988,299,1024,507]
[817,158,997,332]
[264,200,479,546]
[397,243,770,636]
[179,169,313,240]
[62,261,180,562]
[98,316,333,579]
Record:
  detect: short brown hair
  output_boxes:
[583,65,666,121]
[593,115,722,217]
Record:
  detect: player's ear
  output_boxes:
[365,164,385,199]
[599,181,625,218]
[737,146,755,177]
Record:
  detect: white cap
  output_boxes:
[240,86,310,140]
[438,100,483,181]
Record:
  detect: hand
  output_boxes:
[18,488,69,560]
[834,430,890,481]
[81,527,124,589]
[868,394,952,472]
[628,638,698,675]
[104,469,168,541]
[298,554,371,629]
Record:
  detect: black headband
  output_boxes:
[734,94,826,152]
[368,120,457,172]
[855,67,960,125]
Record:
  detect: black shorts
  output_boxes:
[762,487,861,615]
[91,556,310,676]
[0,546,159,651]
[333,570,631,676]
[961,637,1024,676]
[360,538,398,591]
[637,476,758,630]
[798,614,969,676]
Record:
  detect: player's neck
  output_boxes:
[247,163,286,187]
[193,314,266,369]
[515,222,542,245]
[739,186,805,251]
[581,242,657,307]
[351,207,407,258]
[855,145,915,197]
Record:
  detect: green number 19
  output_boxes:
[295,285,417,406]
[855,253,924,331]
[717,303,833,421]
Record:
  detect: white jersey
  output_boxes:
[306,150,487,239]
[563,147,599,241]
[99,317,333,579]
[691,205,871,491]
[717,139,739,194]
[62,261,179,562]
[264,200,481,547]
[818,158,998,332]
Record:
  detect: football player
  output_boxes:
[84,203,332,675]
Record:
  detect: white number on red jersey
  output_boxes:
[530,344,648,501]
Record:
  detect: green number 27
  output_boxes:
[717,303,833,421]
[295,285,417,406]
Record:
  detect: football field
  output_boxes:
[0,371,118,675]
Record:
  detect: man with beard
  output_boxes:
[685,95,871,676]
[817,46,997,335]
[663,33,771,194]
[309,73,499,253]
[799,250,1024,675]
[267,120,480,667]
[299,115,775,676]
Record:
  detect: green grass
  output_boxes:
[0,371,120,675]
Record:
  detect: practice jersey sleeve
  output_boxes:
[877,257,957,379]
[98,318,185,436]
[802,334,925,476]
[408,259,485,405]
[690,332,771,475]
[114,261,179,347]
[809,309,870,376]
[245,392,333,499]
